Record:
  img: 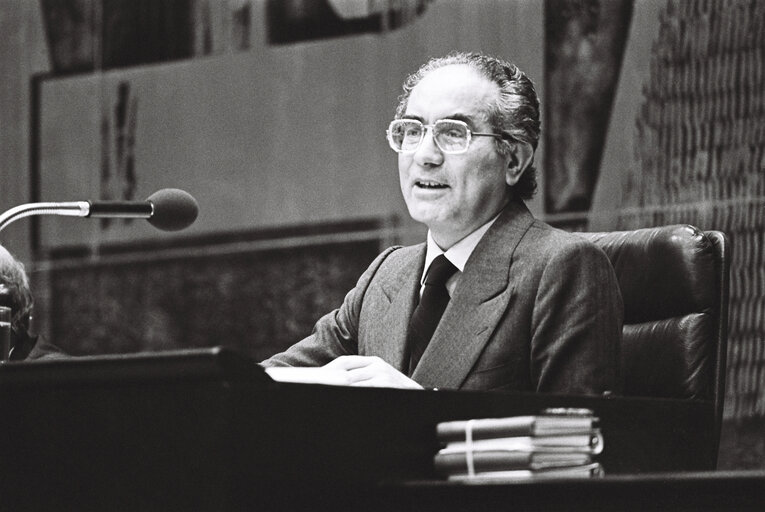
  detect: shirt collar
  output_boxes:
[421,213,500,285]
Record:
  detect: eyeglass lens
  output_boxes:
[389,120,469,153]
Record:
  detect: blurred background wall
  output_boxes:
[1,0,763,468]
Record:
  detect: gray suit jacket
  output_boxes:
[262,201,623,395]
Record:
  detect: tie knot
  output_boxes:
[424,254,458,286]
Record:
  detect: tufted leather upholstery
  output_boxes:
[580,225,730,460]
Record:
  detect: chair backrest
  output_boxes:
[579,225,730,463]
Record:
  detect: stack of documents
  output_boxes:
[434,408,604,482]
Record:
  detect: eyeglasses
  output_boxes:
[386,118,503,154]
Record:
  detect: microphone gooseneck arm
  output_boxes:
[0,202,90,233]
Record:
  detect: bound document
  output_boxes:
[434,409,604,481]
[435,450,593,475]
[438,430,604,455]
[436,409,598,442]
[445,462,605,482]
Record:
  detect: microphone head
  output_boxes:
[146,188,199,231]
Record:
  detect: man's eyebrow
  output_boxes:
[444,113,477,126]
[400,113,482,126]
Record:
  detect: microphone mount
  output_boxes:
[0,202,90,233]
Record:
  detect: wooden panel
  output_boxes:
[46,225,382,358]
[0,350,720,509]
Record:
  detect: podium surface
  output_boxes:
[1,348,759,511]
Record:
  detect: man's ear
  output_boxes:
[504,141,534,186]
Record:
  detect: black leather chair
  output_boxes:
[580,225,730,465]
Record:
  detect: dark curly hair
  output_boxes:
[395,52,540,200]
[0,244,33,332]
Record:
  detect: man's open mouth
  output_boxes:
[415,180,448,189]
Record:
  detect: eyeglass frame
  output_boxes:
[386,118,505,155]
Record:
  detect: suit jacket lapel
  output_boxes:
[366,245,424,372]
[412,201,535,388]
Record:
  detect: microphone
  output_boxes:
[0,188,199,233]
[88,188,199,231]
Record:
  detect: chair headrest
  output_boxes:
[580,225,717,324]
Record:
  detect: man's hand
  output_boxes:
[322,356,424,389]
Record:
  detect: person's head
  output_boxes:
[389,52,540,248]
[0,244,34,336]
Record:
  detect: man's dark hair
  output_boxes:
[395,52,541,200]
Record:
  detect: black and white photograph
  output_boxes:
[1,0,763,509]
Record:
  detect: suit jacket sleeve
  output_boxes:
[260,246,400,367]
[530,238,623,395]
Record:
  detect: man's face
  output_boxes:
[398,65,512,249]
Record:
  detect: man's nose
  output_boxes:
[413,127,444,167]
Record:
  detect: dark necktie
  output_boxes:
[407,254,458,375]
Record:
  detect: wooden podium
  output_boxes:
[0,348,754,511]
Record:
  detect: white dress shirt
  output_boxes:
[420,213,500,298]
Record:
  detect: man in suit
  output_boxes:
[262,52,623,395]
